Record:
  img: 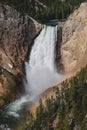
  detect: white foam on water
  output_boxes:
[3,96,35,118]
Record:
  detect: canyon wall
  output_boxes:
[0,3,41,106]
[0,2,87,107]
[0,3,41,75]
[61,3,87,73]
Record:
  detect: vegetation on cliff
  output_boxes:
[23,65,87,130]
[1,0,86,22]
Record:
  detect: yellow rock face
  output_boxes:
[61,3,87,73]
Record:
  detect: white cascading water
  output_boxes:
[25,25,62,96]
[0,25,63,123]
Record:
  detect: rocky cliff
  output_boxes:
[29,2,87,114]
[61,2,87,73]
[0,3,41,75]
[0,3,41,106]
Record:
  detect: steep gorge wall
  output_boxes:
[60,3,87,73]
[0,2,87,107]
[0,3,41,106]
[0,3,41,75]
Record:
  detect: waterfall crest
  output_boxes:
[29,25,57,71]
[25,25,61,96]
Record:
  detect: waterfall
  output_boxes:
[25,25,62,96]
[0,25,63,126]
[29,25,57,71]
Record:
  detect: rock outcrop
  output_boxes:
[0,3,41,76]
[61,3,87,73]
[0,3,41,106]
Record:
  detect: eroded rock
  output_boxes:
[0,3,41,76]
[0,3,41,106]
[61,3,87,73]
